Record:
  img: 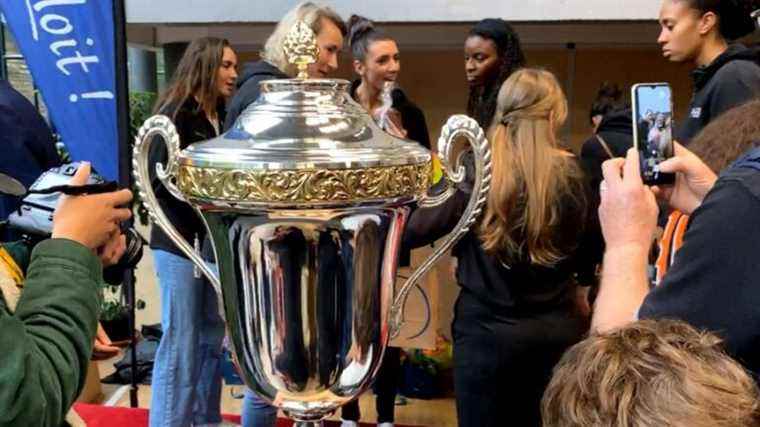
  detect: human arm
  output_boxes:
[0,239,102,427]
[402,187,468,250]
[591,149,658,332]
[639,176,760,366]
[0,164,132,427]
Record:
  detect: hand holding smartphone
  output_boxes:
[632,83,675,185]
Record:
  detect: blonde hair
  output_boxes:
[542,319,760,427]
[260,2,346,76]
[479,68,585,266]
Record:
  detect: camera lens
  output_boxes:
[102,228,145,285]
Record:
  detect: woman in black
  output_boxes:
[340,15,431,427]
[657,0,760,143]
[465,18,525,130]
[147,37,241,427]
[404,69,600,427]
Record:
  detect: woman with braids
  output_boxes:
[340,15,431,427]
[147,37,240,427]
[657,0,760,143]
[403,69,601,427]
[465,18,526,130]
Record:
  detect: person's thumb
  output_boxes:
[657,156,684,174]
[69,162,91,186]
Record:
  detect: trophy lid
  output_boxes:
[175,22,431,208]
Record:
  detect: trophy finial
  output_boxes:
[283,21,319,79]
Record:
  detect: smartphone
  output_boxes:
[631,83,675,185]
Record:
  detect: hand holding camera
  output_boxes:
[51,163,133,253]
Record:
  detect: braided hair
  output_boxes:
[466,19,526,129]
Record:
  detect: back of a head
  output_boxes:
[589,82,627,125]
[261,2,347,76]
[347,15,393,62]
[480,68,585,266]
[683,0,758,40]
[155,37,229,119]
[689,99,760,172]
[542,319,760,427]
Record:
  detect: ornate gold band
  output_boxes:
[176,162,432,204]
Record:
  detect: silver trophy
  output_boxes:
[133,22,491,427]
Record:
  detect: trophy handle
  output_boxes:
[389,114,492,338]
[132,114,221,290]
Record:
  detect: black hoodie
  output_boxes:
[224,60,289,131]
[677,44,760,143]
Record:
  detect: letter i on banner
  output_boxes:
[0,0,120,180]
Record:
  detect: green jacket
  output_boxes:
[0,239,101,427]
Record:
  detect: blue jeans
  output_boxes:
[242,389,278,427]
[149,250,225,427]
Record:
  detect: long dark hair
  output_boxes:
[154,37,230,120]
[683,0,758,40]
[466,19,526,129]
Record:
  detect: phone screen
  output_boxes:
[632,84,675,185]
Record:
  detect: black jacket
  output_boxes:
[580,109,633,276]
[677,44,760,143]
[0,81,60,229]
[224,60,289,131]
[580,108,633,192]
[349,80,431,150]
[148,97,225,258]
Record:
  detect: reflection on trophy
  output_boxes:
[133,21,491,427]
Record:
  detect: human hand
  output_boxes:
[98,231,127,267]
[51,163,133,250]
[91,323,122,361]
[651,141,717,215]
[599,148,659,253]
[383,109,408,139]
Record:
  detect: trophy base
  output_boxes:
[294,422,323,427]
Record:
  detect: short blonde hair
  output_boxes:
[542,319,760,427]
[261,2,346,76]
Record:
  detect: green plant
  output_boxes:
[129,91,157,141]
[99,284,128,321]
[129,91,157,226]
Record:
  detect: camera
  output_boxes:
[5,162,143,284]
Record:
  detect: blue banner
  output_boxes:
[1,0,118,180]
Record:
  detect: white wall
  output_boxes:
[126,0,663,24]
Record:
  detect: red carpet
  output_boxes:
[73,403,421,426]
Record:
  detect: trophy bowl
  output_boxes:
[132,22,491,427]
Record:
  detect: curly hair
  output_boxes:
[542,319,760,427]
[689,99,760,172]
[465,19,526,129]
